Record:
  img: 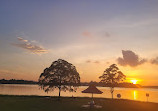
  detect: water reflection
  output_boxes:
[0,84,158,103]
[133,90,137,100]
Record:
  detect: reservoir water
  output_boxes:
[0,84,158,103]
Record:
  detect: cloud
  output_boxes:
[106,62,110,64]
[94,60,100,64]
[12,37,48,54]
[82,31,93,38]
[17,37,28,42]
[117,50,146,67]
[0,69,11,75]
[86,60,100,64]
[104,32,111,38]
[151,57,158,65]
[86,60,91,63]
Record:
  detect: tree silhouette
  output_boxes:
[99,64,126,99]
[39,59,80,99]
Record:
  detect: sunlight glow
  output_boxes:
[131,80,138,84]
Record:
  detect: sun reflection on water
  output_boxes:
[133,90,137,100]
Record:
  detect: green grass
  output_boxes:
[0,95,158,111]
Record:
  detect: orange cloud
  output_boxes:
[86,60,91,63]
[94,60,100,64]
[17,37,28,42]
[82,31,93,38]
[12,37,48,54]
[86,60,100,64]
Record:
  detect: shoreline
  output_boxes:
[0,94,157,103]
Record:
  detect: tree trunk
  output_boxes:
[58,87,61,100]
[111,87,114,99]
[111,91,113,99]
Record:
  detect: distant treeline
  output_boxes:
[0,79,141,88]
[0,79,37,84]
[142,86,158,89]
[81,81,142,88]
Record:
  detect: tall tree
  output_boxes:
[39,59,80,99]
[99,64,126,99]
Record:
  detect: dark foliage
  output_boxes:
[99,64,126,99]
[38,59,80,98]
[0,79,37,84]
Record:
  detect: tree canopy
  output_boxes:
[38,59,80,98]
[99,64,126,99]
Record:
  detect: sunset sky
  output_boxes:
[1,0,158,86]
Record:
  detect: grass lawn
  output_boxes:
[0,95,158,111]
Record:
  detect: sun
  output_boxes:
[130,80,138,84]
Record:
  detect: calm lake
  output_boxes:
[0,84,158,103]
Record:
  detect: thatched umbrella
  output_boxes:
[82,84,103,100]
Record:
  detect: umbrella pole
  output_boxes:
[92,93,93,101]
